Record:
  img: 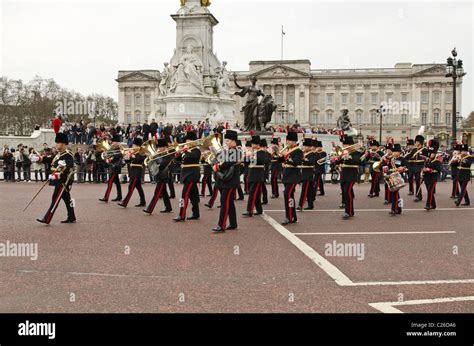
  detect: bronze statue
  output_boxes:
[234,74,275,131]
[336,109,358,137]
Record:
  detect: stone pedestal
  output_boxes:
[157,1,235,124]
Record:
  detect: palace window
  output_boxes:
[313,94,320,104]
[275,85,283,105]
[145,95,151,106]
[126,113,131,124]
[385,93,393,102]
[401,93,408,102]
[433,91,440,103]
[421,112,427,125]
[311,112,318,125]
[445,92,452,103]
[421,92,428,104]
[445,112,451,124]
[371,93,378,104]
[356,111,362,125]
[125,95,132,106]
[433,112,440,124]
[326,110,333,124]
[370,111,377,124]
[401,114,407,125]
[135,95,141,105]
[326,94,333,104]
[341,93,348,105]
[288,113,295,124]
[356,93,363,104]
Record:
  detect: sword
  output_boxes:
[22,166,72,212]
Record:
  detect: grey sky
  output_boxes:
[1,0,472,116]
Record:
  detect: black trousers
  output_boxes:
[457,180,470,205]
[299,180,314,209]
[146,181,172,213]
[103,173,122,201]
[42,183,76,223]
[237,184,244,200]
[390,189,402,213]
[244,173,249,194]
[410,171,422,200]
[369,171,381,195]
[246,182,262,215]
[207,184,219,207]
[314,172,325,196]
[284,183,297,222]
[425,181,437,209]
[452,175,460,197]
[168,175,175,198]
[261,181,268,204]
[384,182,391,202]
[122,176,145,207]
[342,181,356,216]
[218,187,237,230]
[179,180,200,219]
[201,174,213,196]
[271,168,280,197]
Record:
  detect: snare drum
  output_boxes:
[385,171,406,192]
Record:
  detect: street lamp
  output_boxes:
[377,105,385,144]
[445,48,466,148]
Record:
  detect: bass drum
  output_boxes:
[385,172,406,192]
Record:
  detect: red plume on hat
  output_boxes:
[53,117,62,134]
[272,133,275,139]
[391,138,394,145]
[249,130,254,136]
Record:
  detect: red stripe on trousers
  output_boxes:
[182,181,194,219]
[288,183,296,221]
[348,182,354,216]
[302,181,309,209]
[46,185,64,223]
[222,188,234,230]
[124,177,137,206]
[250,182,260,216]
[150,183,165,212]
[428,181,437,208]
[209,187,218,207]
[104,174,116,201]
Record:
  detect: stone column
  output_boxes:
[427,83,433,124]
[304,84,310,126]
[441,84,446,125]
[118,87,126,124]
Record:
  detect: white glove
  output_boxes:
[58,160,66,167]
[49,174,57,181]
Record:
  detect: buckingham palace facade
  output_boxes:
[117,59,463,144]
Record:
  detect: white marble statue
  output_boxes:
[171,45,204,93]
[214,61,230,94]
[159,62,171,96]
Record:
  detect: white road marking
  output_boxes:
[369,296,474,313]
[352,279,474,286]
[261,213,474,287]
[294,231,456,235]
[260,213,353,286]
[264,208,474,212]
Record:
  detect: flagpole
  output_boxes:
[281,25,284,60]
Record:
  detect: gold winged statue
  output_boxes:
[180,0,211,6]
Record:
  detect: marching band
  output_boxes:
[29,128,473,232]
